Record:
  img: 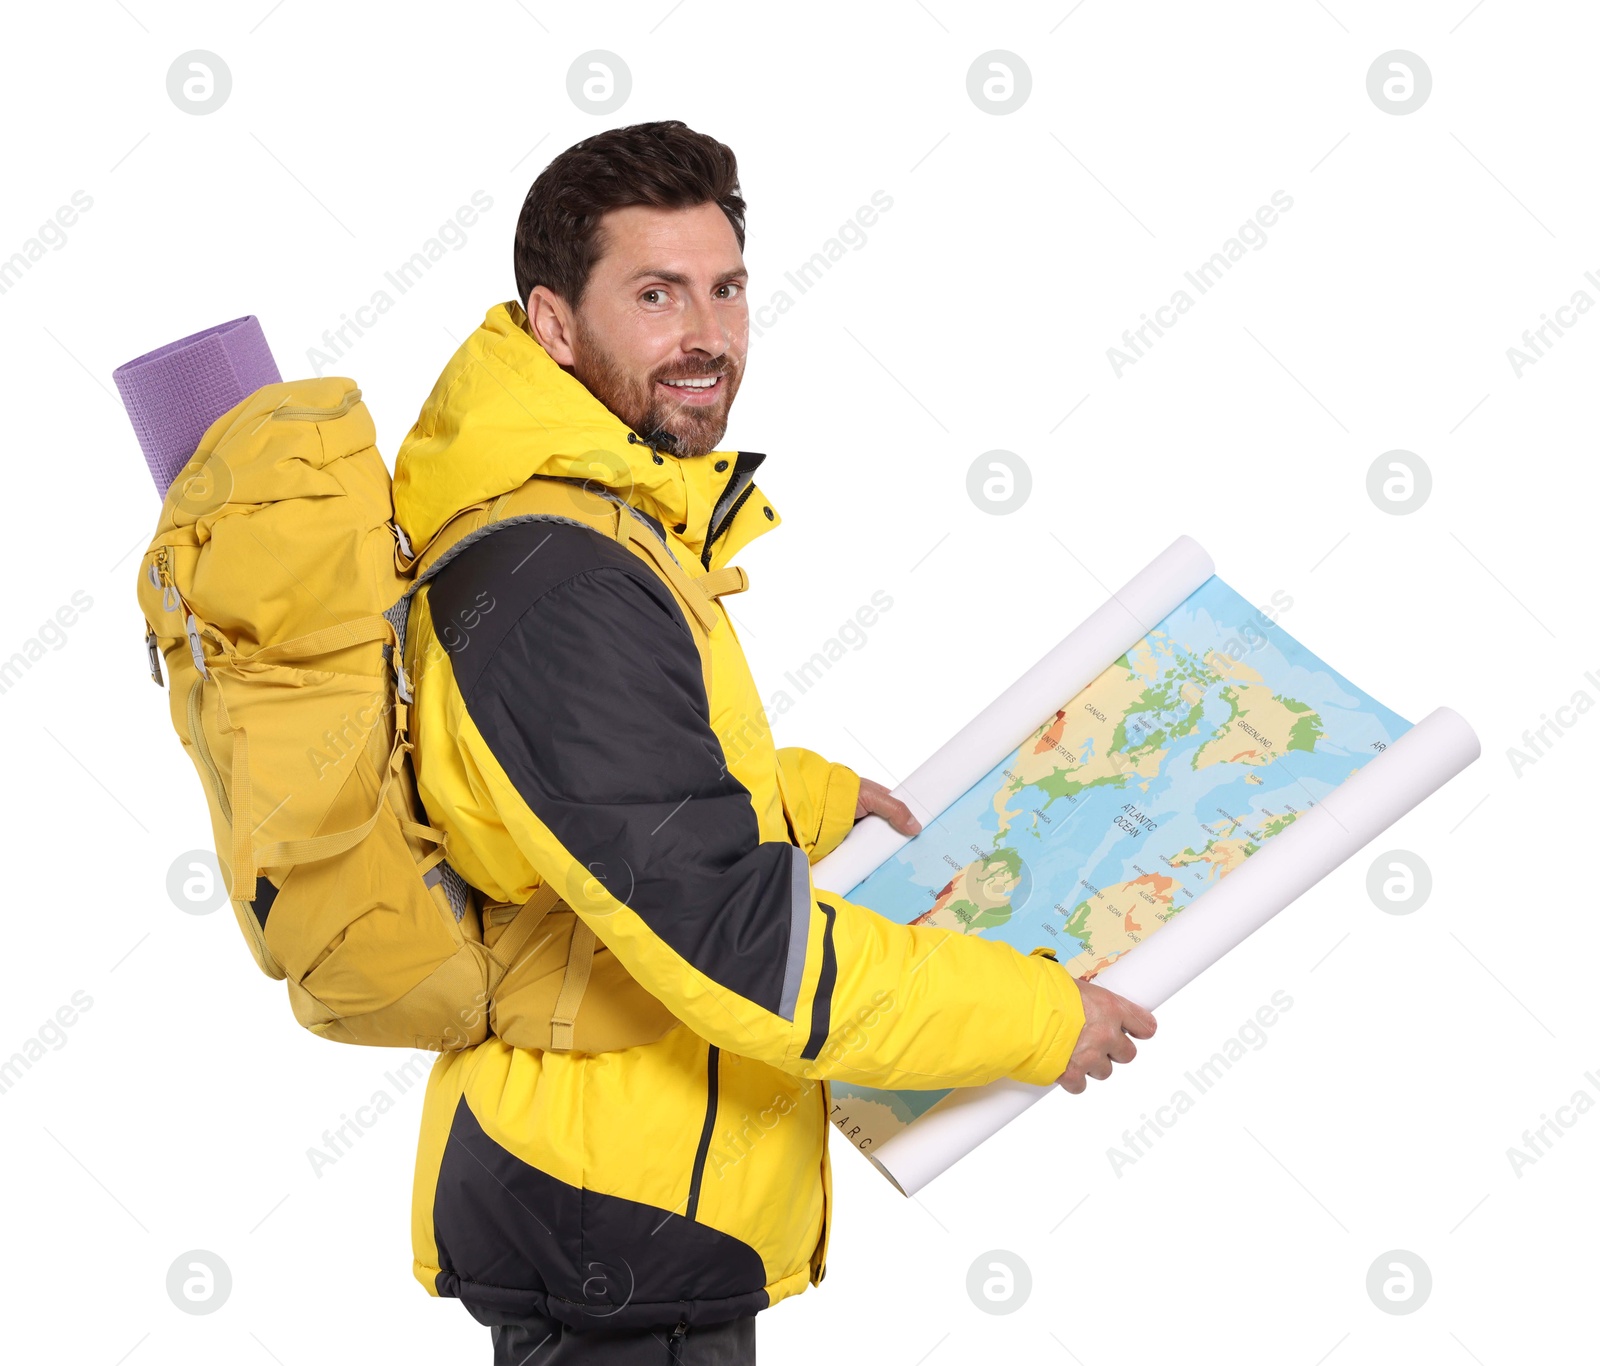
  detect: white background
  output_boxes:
[0,1,1592,1362]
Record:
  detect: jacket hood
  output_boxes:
[393,301,777,565]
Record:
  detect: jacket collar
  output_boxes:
[393,300,778,568]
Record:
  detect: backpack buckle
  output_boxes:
[185,613,210,678]
[395,658,413,703]
[144,627,164,686]
[390,521,413,560]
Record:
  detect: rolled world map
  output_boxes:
[813,536,1479,1196]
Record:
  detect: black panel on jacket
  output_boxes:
[426,515,682,693]
[434,1095,770,1329]
[428,518,800,1016]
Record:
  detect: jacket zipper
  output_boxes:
[699,450,765,569]
[684,1044,719,1222]
[186,676,232,823]
[701,480,758,570]
[813,1079,833,1284]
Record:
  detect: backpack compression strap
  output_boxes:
[695,565,749,600]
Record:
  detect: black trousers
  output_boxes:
[481,1308,757,1365]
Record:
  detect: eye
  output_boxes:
[641,288,666,306]
[716,282,744,300]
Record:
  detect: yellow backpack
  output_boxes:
[136,376,738,1052]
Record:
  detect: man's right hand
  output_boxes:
[1056,979,1157,1094]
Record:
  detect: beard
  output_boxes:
[568,315,742,458]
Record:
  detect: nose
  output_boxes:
[678,291,730,362]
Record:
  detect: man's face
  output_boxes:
[530,201,749,458]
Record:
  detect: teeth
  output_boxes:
[662,377,718,388]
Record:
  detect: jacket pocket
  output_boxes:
[685,1044,720,1221]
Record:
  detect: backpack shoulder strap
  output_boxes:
[402,478,752,1054]
[401,477,732,637]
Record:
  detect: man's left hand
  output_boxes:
[854,778,922,835]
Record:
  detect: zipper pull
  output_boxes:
[666,1320,688,1364]
[149,547,180,614]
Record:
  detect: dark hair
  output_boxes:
[513,120,746,310]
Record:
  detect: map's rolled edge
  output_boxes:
[813,534,1217,897]
[863,704,1481,1197]
[1090,705,1481,1009]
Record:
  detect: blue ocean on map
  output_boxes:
[831,575,1413,1133]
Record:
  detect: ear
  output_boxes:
[526,285,578,367]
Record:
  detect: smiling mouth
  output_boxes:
[656,374,724,405]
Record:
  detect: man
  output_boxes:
[392,120,1156,1364]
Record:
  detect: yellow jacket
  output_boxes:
[395,301,1087,1330]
